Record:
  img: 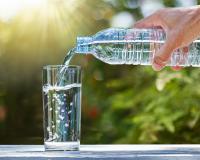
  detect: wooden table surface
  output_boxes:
[1,145,200,159]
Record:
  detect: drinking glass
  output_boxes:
[42,65,81,151]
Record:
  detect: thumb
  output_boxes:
[152,39,175,71]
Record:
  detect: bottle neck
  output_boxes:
[75,36,92,54]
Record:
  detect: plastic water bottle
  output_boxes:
[75,28,200,67]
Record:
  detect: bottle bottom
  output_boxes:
[44,141,80,151]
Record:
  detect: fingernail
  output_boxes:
[152,63,164,71]
[171,66,182,71]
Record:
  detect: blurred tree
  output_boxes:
[81,0,200,144]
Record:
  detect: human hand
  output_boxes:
[134,6,200,71]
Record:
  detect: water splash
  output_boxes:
[55,48,76,87]
[63,47,76,65]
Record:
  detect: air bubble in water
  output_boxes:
[65,123,69,127]
[70,102,73,106]
[53,93,56,97]
[49,131,52,136]
[59,115,64,120]
[61,109,65,113]
[68,110,72,114]
[53,133,59,139]
[57,120,60,123]
[47,126,50,132]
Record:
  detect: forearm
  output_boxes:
[193,6,200,37]
[187,6,200,38]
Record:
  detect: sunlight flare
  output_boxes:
[0,0,47,21]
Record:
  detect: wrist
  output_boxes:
[192,6,200,37]
[190,5,200,14]
[188,6,200,25]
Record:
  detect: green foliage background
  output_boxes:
[0,0,200,144]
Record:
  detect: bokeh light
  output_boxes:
[0,0,49,22]
[176,0,197,6]
[110,11,135,28]
[140,0,164,17]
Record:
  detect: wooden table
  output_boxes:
[1,145,200,159]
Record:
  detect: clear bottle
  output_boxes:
[75,28,200,67]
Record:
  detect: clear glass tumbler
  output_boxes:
[42,65,81,151]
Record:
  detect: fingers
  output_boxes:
[153,44,189,71]
[171,66,182,71]
[171,46,189,71]
[152,40,174,71]
[182,46,189,53]
[134,12,161,28]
